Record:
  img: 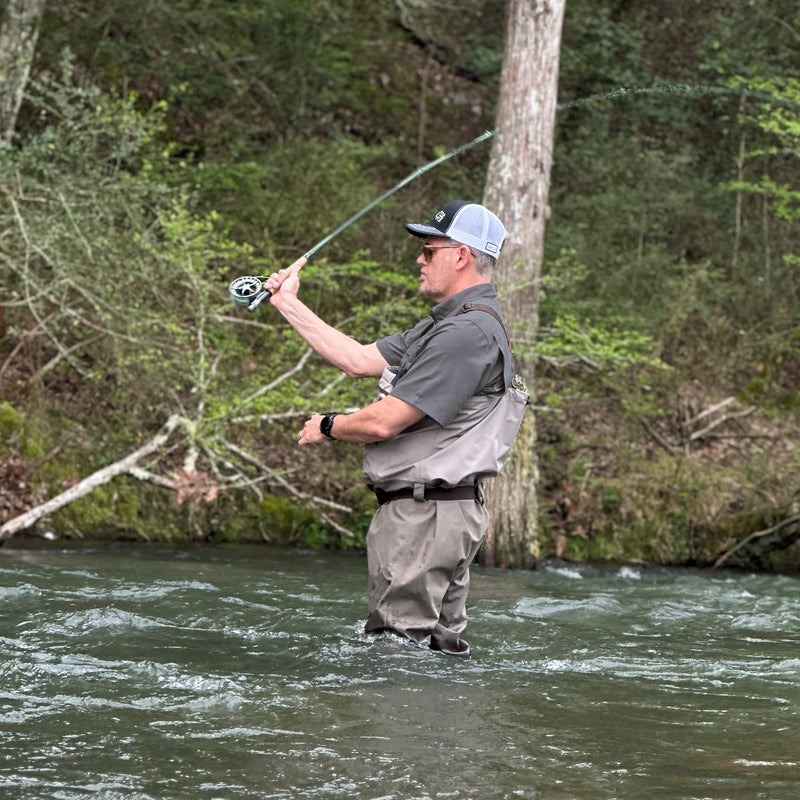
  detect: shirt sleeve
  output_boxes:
[375,317,432,366]
[388,318,502,426]
[375,332,406,366]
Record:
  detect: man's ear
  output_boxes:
[453,244,472,272]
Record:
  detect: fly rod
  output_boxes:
[228,129,495,311]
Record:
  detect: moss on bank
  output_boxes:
[46,484,370,550]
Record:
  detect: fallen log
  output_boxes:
[714,512,800,569]
[0,415,181,542]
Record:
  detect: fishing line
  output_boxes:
[303,129,495,261]
[555,82,741,111]
[555,81,800,112]
[229,82,785,311]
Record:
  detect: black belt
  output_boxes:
[374,484,482,506]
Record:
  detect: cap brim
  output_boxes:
[405,222,447,238]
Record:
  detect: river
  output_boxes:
[1,542,798,799]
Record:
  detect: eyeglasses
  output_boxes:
[420,244,463,263]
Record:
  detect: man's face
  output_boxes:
[416,238,463,302]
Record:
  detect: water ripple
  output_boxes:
[2,546,799,800]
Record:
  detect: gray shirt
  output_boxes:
[375,284,512,426]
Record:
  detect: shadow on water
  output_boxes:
[2,542,799,800]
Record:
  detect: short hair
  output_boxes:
[469,247,496,276]
[440,238,496,275]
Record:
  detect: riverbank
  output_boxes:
[3,377,800,572]
[537,369,800,572]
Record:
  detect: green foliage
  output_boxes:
[0,48,428,545]
[698,1,800,81]
[1,0,800,565]
[179,138,403,257]
[539,310,668,373]
[1,64,249,437]
[0,403,25,444]
[560,5,649,96]
[537,246,670,419]
[723,77,800,224]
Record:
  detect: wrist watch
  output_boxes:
[320,413,338,439]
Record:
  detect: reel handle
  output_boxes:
[247,287,272,311]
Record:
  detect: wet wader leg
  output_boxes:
[364,496,488,648]
[364,498,440,642]
[430,499,488,652]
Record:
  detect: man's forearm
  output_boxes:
[331,398,425,443]
[264,256,387,378]
[276,296,387,378]
[299,396,425,446]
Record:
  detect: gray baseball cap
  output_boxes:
[406,199,507,257]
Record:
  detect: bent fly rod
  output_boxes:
[228,129,494,311]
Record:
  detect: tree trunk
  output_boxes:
[0,0,47,142]
[482,0,565,568]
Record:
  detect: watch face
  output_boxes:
[320,414,336,438]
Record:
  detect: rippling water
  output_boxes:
[1,543,798,799]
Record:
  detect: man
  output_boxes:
[264,200,525,657]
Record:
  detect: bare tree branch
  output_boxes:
[0,415,182,541]
[126,466,177,491]
[27,332,105,385]
[222,440,356,538]
[688,406,756,442]
[242,347,313,404]
[684,396,736,427]
[714,513,800,569]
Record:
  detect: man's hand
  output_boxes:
[297,413,326,446]
[265,256,307,309]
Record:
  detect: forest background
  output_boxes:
[2,0,800,571]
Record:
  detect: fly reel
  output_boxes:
[229,275,270,311]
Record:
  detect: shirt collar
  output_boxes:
[428,284,498,322]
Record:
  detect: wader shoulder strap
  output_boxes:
[457,302,512,350]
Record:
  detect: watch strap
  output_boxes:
[320,413,338,439]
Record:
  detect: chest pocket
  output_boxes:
[393,315,435,384]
